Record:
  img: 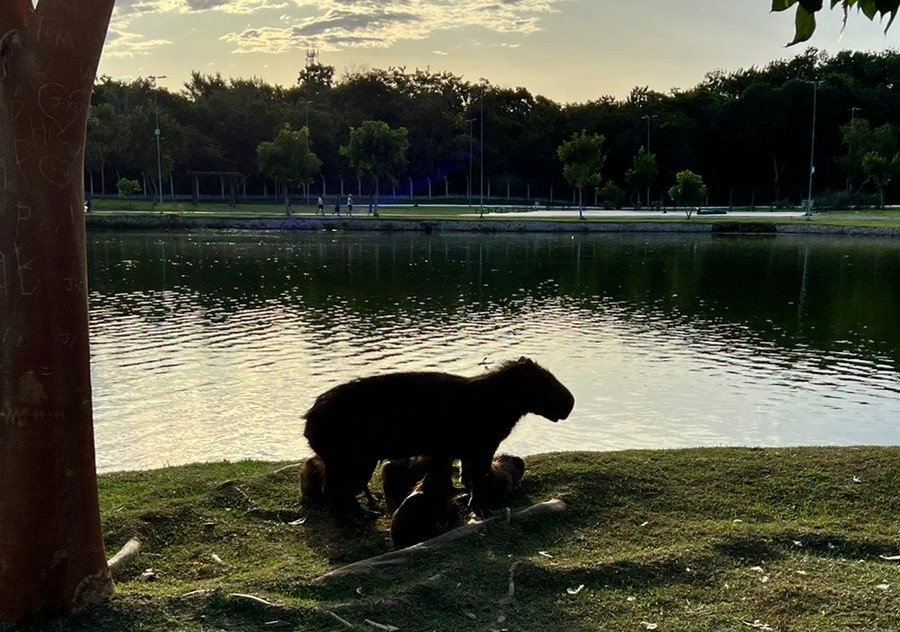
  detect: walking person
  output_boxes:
[347,194,353,216]
[317,195,324,215]
[333,195,341,216]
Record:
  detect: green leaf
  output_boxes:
[788,5,817,45]
[799,0,823,10]
[772,0,799,11]
[859,0,879,18]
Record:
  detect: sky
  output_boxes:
[97,1,900,103]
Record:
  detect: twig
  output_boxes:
[507,561,520,599]
[364,619,400,631]
[228,593,278,608]
[272,463,302,476]
[320,498,567,579]
[327,610,354,628]
[493,560,521,627]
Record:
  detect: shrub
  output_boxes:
[117,178,141,198]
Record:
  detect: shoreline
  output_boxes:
[86,213,900,237]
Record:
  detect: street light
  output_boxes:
[641,114,657,207]
[847,106,862,192]
[301,100,312,205]
[479,83,485,218]
[148,75,166,206]
[804,80,822,219]
[468,118,475,206]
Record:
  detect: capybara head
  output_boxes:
[507,357,575,422]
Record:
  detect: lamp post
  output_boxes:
[468,118,475,206]
[301,100,312,206]
[804,80,822,219]
[479,84,485,218]
[641,114,656,207]
[149,75,166,206]
[847,106,862,192]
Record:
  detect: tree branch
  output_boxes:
[106,537,141,580]
[319,498,568,580]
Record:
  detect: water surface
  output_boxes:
[87,230,900,472]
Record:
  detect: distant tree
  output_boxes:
[340,120,409,216]
[257,125,322,215]
[625,146,659,207]
[861,151,900,208]
[117,178,142,198]
[297,62,335,98]
[557,131,606,219]
[669,170,708,219]
[839,119,896,195]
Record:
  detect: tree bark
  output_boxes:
[1,0,116,623]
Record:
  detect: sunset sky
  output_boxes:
[98,1,900,102]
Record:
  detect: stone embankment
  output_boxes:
[85,214,900,237]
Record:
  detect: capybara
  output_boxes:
[303,357,574,518]
[462,454,526,509]
[381,456,432,510]
[390,461,455,548]
[299,455,377,509]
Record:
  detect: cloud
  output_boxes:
[109,0,570,56]
[103,28,173,58]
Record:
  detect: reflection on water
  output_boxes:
[87,230,900,473]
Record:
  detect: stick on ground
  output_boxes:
[320,498,567,579]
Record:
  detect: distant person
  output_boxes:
[347,194,353,215]
[317,195,324,215]
[333,196,341,216]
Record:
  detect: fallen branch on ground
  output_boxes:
[320,498,567,579]
[107,537,141,579]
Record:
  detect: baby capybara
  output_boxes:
[303,357,574,519]
[381,456,431,510]
[462,454,526,509]
[300,455,377,508]
[390,460,455,548]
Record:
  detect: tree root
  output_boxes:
[320,498,567,580]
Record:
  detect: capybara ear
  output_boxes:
[517,356,531,364]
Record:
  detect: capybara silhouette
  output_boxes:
[303,357,574,519]
[381,456,432,510]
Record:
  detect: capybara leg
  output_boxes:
[462,456,494,518]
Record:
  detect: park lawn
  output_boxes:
[12,447,899,631]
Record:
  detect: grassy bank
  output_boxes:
[14,447,899,631]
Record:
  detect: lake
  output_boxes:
[87,229,900,473]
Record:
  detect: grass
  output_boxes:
[11,447,900,631]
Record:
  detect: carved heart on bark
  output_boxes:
[38,84,84,134]
[39,157,73,188]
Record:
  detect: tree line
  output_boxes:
[87,48,900,210]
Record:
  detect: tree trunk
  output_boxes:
[1,0,116,623]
